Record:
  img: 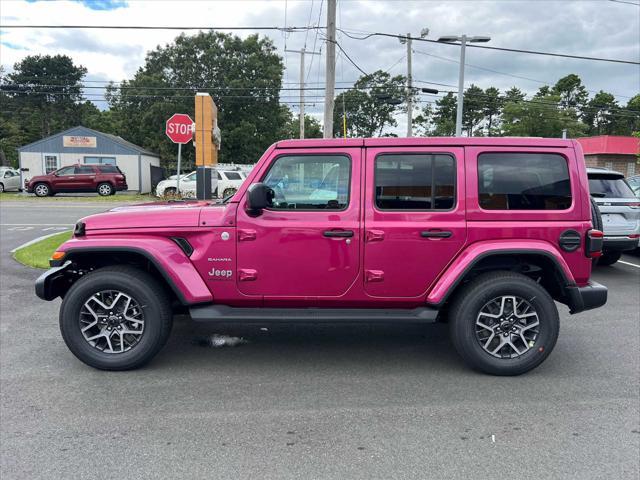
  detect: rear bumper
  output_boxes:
[603,236,638,252]
[565,281,608,314]
[35,261,72,301]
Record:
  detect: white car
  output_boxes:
[0,168,22,193]
[216,169,246,198]
[156,169,246,198]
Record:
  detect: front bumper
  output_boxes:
[35,261,73,301]
[565,281,608,314]
[603,236,638,252]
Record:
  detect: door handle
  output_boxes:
[323,230,354,238]
[421,230,453,239]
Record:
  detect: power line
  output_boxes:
[337,28,640,65]
[2,24,638,65]
[412,49,635,100]
[608,0,640,5]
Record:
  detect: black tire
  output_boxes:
[590,196,603,231]
[0,183,4,193]
[33,182,50,197]
[449,271,559,376]
[59,266,173,370]
[597,251,621,266]
[163,187,177,197]
[97,182,114,196]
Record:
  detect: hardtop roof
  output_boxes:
[275,137,575,149]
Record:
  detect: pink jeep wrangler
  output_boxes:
[36,137,607,375]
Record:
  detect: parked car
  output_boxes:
[155,169,243,198]
[587,167,640,265]
[0,167,22,192]
[25,164,127,197]
[626,174,640,198]
[216,169,246,198]
[36,137,607,375]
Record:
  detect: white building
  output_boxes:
[18,126,162,193]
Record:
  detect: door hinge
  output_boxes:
[366,230,385,242]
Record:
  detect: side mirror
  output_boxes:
[246,183,274,215]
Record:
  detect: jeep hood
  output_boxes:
[80,201,227,230]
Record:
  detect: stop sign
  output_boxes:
[166,113,194,144]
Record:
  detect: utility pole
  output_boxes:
[285,47,320,139]
[400,29,428,137]
[323,0,337,138]
[406,33,413,137]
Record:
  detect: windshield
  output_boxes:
[589,176,636,199]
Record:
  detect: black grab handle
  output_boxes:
[323,230,354,238]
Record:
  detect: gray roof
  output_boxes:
[18,126,159,157]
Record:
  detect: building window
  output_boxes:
[84,156,116,165]
[478,153,571,210]
[375,154,456,210]
[605,161,613,170]
[44,155,58,174]
[628,162,636,177]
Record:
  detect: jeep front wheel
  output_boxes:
[449,271,559,376]
[59,266,173,370]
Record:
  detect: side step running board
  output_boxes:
[189,305,439,324]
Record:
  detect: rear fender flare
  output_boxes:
[427,240,575,306]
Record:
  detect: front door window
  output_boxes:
[262,155,350,210]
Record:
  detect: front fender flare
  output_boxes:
[426,240,575,306]
[53,237,213,305]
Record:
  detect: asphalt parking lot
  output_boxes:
[1,199,639,479]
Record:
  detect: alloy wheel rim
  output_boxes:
[35,185,48,195]
[475,295,540,359]
[99,185,111,195]
[79,290,145,353]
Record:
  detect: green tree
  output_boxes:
[623,94,640,134]
[582,91,620,135]
[502,93,585,138]
[462,84,485,136]
[0,55,88,165]
[553,74,588,110]
[431,92,457,136]
[108,32,286,167]
[332,70,407,137]
[483,87,503,136]
[280,109,323,139]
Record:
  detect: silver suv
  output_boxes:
[587,167,640,265]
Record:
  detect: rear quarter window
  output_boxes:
[97,165,120,174]
[478,153,571,210]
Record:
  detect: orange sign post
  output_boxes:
[194,92,219,166]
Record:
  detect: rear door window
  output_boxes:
[588,176,636,199]
[375,154,455,210]
[478,153,571,210]
[97,165,120,174]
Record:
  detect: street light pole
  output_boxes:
[438,34,491,137]
[285,47,320,139]
[455,35,467,137]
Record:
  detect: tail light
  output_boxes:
[586,229,604,258]
[627,202,640,209]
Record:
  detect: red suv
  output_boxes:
[35,137,607,375]
[26,164,127,197]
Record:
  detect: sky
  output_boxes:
[1,0,639,130]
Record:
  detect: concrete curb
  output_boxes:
[10,230,72,254]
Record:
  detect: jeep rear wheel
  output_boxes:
[59,266,172,370]
[97,182,114,196]
[34,183,51,197]
[449,271,559,376]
